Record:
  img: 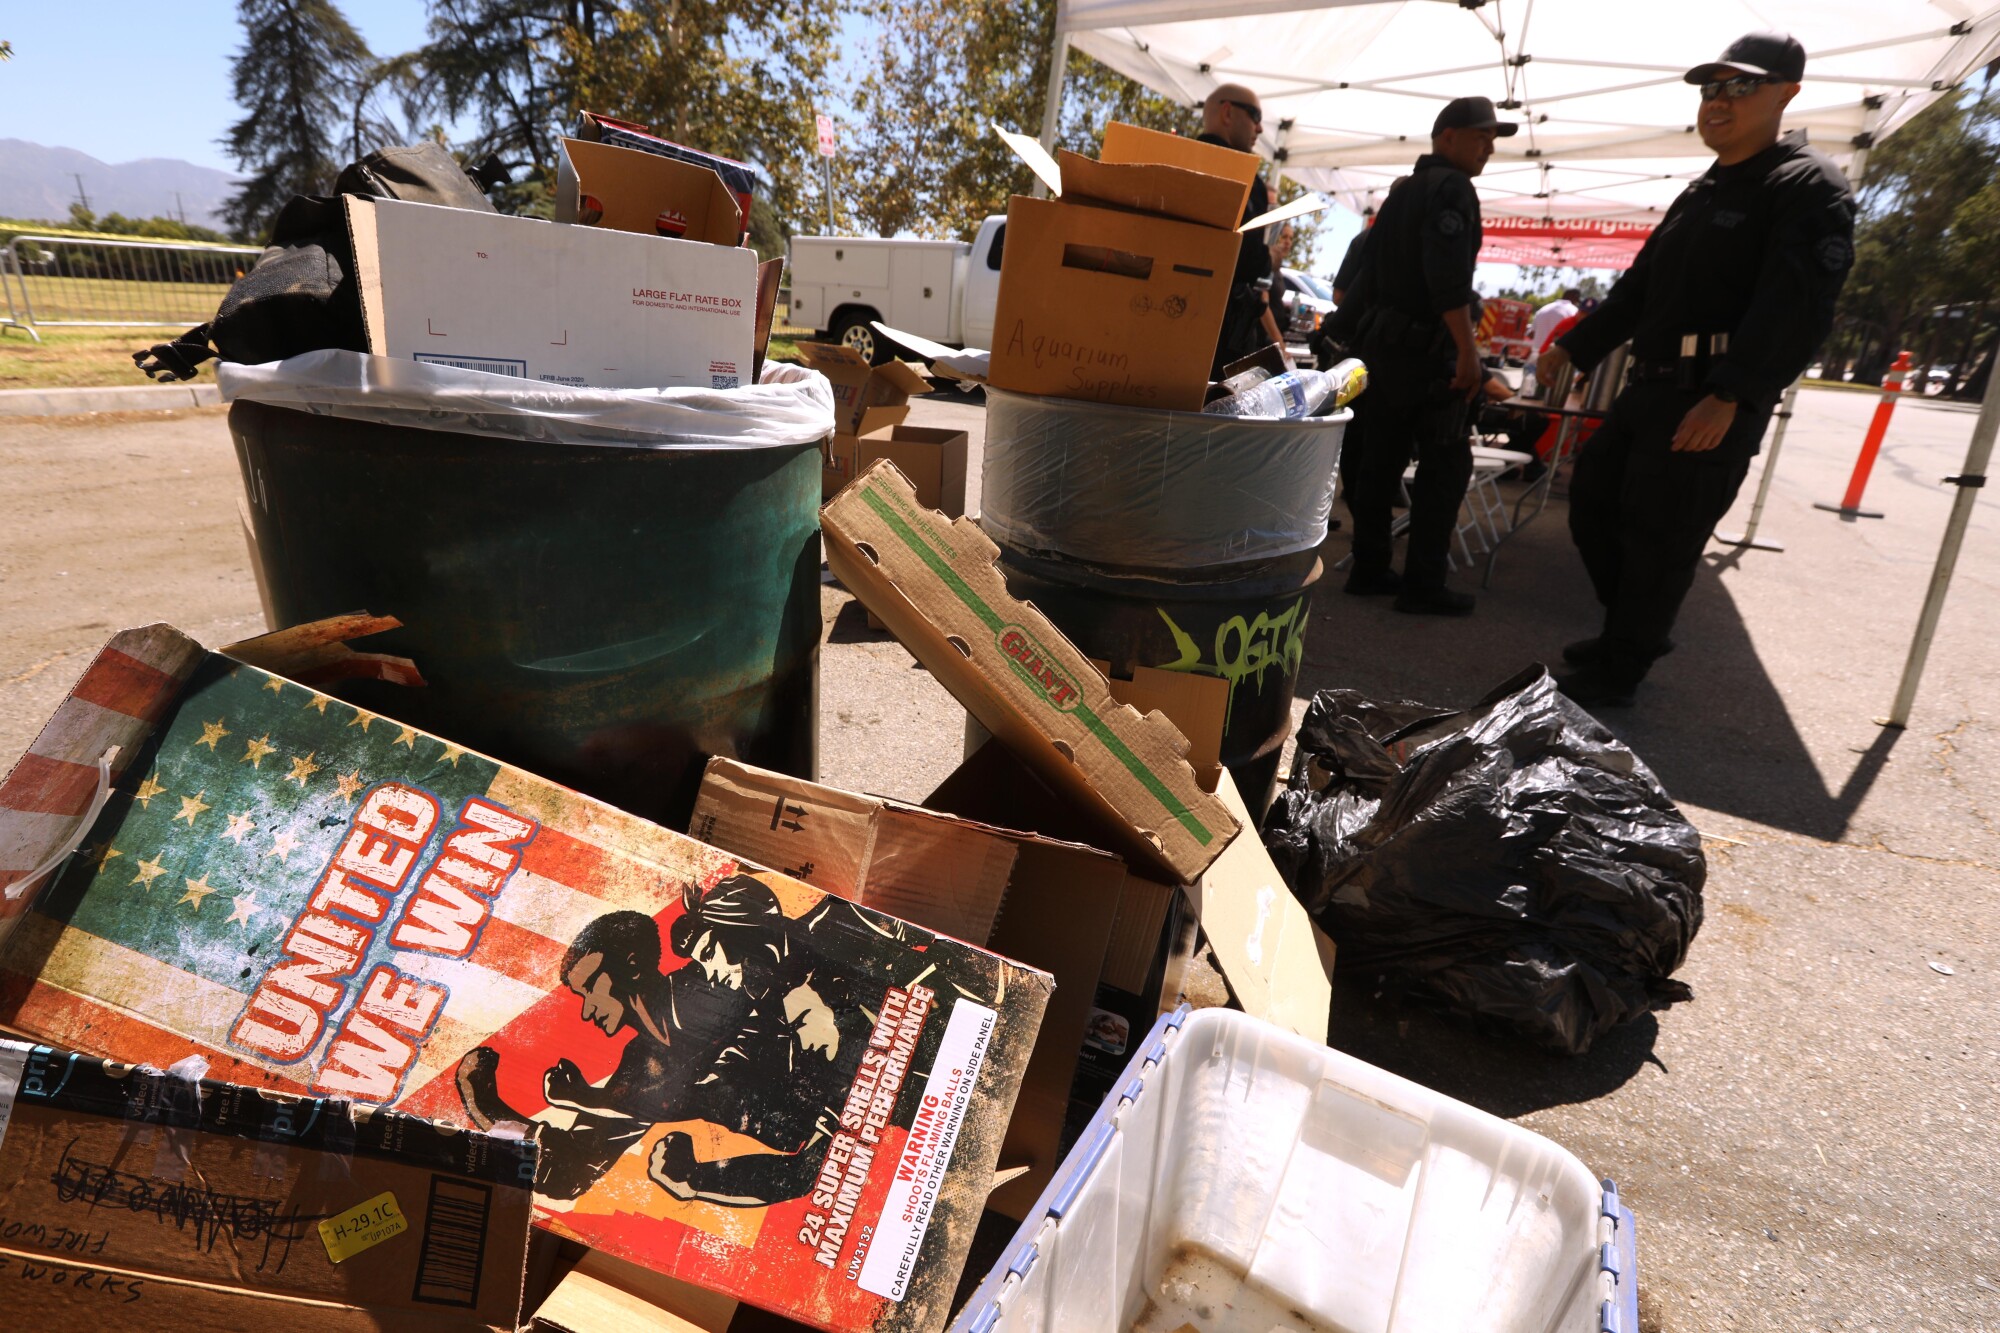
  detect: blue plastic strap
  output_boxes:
[1120,1075,1145,1104]
[1047,1122,1116,1221]
[1006,1242,1039,1281]
[1600,1240,1620,1278]
[968,1304,1002,1333]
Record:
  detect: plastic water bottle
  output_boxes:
[1204,368,1333,419]
[1204,360,1368,418]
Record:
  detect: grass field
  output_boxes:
[0,275,817,390]
[0,326,214,390]
[4,270,241,326]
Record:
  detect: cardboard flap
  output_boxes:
[557,137,743,245]
[1186,770,1336,1041]
[1241,190,1334,235]
[862,806,1018,946]
[822,460,1239,883]
[536,1248,740,1333]
[995,124,1065,197]
[1095,661,1228,790]
[872,358,935,400]
[793,342,931,435]
[1055,150,1251,230]
[1102,121,1263,187]
[792,340,874,373]
[688,756,876,892]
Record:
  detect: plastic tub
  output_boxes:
[952,1007,1640,1333]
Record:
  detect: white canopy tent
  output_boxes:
[1040,0,2000,729]
[1043,0,2000,231]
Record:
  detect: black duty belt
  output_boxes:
[1628,333,1731,387]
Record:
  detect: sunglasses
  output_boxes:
[1700,74,1779,102]
[1224,98,1264,125]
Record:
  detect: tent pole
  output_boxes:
[1035,30,1071,198]
[1880,348,1999,728]
[1715,377,1800,552]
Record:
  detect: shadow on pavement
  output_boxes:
[1300,486,1898,842]
[1324,974,1663,1117]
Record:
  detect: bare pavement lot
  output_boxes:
[1,386,1994,1332]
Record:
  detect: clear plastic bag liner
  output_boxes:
[979,386,1347,569]
[218,349,835,449]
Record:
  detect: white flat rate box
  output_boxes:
[346,196,756,391]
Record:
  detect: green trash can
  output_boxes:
[229,398,822,830]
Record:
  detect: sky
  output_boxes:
[1,2,433,174]
[0,2,1494,285]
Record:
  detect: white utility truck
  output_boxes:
[786,219,1007,364]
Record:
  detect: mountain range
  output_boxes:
[0,140,240,229]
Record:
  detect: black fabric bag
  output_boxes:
[1263,667,1706,1054]
[135,143,495,382]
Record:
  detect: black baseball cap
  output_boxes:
[1686,32,1807,85]
[1433,96,1519,137]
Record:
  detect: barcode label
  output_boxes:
[413,353,528,378]
[411,1176,490,1307]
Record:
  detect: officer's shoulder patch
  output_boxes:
[1437,209,1466,236]
[1816,234,1852,273]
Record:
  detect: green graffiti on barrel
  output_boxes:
[1154,597,1311,719]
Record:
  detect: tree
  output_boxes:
[220,0,380,242]
[845,0,1194,241]
[1829,87,2000,388]
[416,1,841,255]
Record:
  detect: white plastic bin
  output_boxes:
[952,1007,1640,1333]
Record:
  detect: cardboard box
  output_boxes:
[821,460,1238,885]
[849,426,969,517]
[690,757,1124,1218]
[345,195,756,391]
[576,111,757,245]
[556,137,745,245]
[987,123,1264,411]
[793,344,934,501]
[0,1037,538,1330]
[0,620,1051,1333]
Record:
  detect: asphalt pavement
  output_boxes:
[0,382,1993,1332]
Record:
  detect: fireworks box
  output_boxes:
[0,1036,538,1330]
[575,111,758,246]
[689,756,1124,1218]
[0,621,1052,1333]
[555,137,746,246]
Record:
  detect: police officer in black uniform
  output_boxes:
[1334,96,1515,615]
[1537,33,1855,706]
[1197,83,1286,373]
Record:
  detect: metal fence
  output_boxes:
[1,234,263,342]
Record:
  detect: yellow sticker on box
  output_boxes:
[318,1190,407,1263]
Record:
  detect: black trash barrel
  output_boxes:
[230,399,821,829]
[994,546,1322,819]
[979,387,1346,820]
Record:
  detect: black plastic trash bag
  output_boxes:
[1263,667,1704,1054]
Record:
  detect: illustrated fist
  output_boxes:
[544,1057,588,1105]
[649,1131,699,1200]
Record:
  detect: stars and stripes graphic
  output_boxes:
[0,626,1046,1333]
[0,630,739,1109]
